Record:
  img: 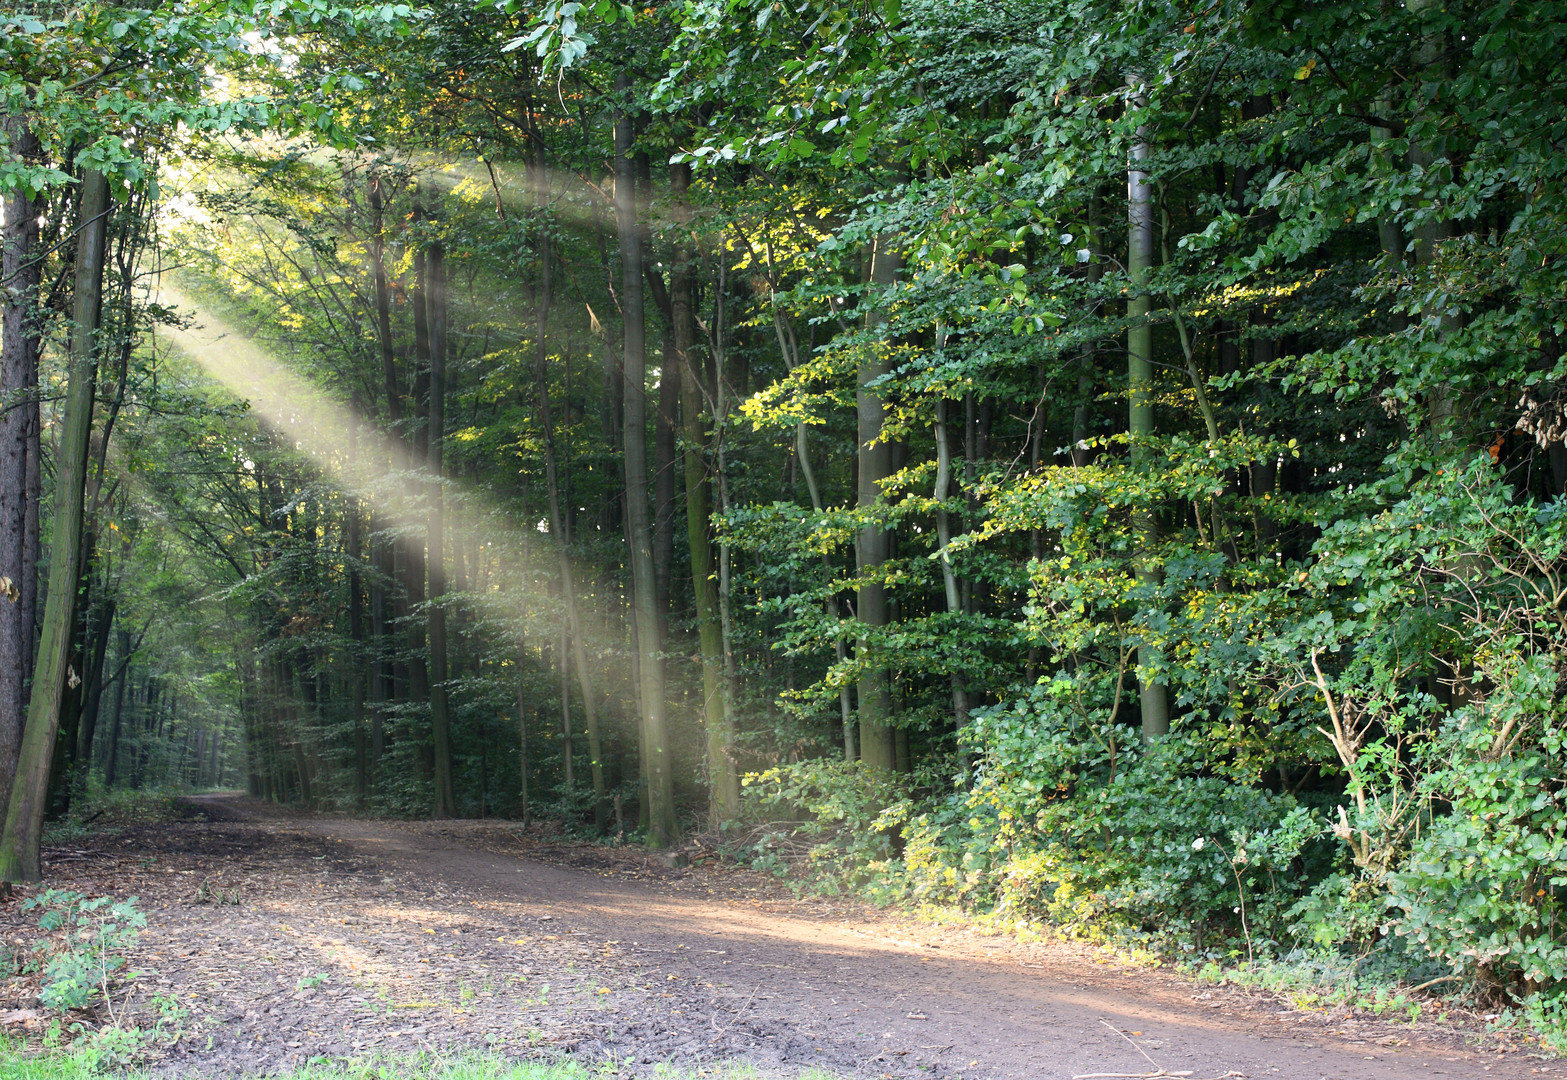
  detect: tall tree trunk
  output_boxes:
[71,596,115,796]
[1072,195,1102,467]
[654,335,679,635]
[672,163,738,822]
[932,398,969,725]
[516,636,529,826]
[370,513,390,768]
[616,82,677,847]
[369,173,403,425]
[426,240,455,818]
[346,435,368,806]
[0,170,108,882]
[102,644,129,787]
[368,172,398,774]
[0,115,41,811]
[1127,80,1168,741]
[856,235,899,770]
[403,241,430,748]
[557,625,573,791]
[21,342,39,684]
[532,218,607,828]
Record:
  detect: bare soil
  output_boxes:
[0,794,1556,1080]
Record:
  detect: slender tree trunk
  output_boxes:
[671,163,738,823]
[369,174,403,425]
[0,115,40,812]
[346,435,367,806]
[1072,195,1102,467]
[557,624,573,790]
[102,645,129,787]
[368,174,399,773]
[529,157,607,827]
[293,742,314,810]
[405,237,430,725]
[21,344,39,685]
[516,637,529,827]
[932,398,969,725]
[0,170,108,882]
[616,82,677,847]
[426,240,455,818]
[71,597,115,796]
[1127,79,1168,741]
[370,514,389,767]
[654,335,679,636]
[856,236,899,770]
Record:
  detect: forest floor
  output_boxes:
[0,794,1556,1080]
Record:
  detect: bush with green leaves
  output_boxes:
[737,757,920,893]
[20,890,146,1013]
[900,684,1321,949]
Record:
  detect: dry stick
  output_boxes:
[710,985,758,1035]
[1070,1019,1244,1080]
[1407,973,1464,995]
[99,931,117,1029]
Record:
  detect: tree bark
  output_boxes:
[616,82,677,847]
[369,174,402,424]
[0,169,108,882]
[1127,79,1169,741]
[532,214,607,828]
[71,596,115,796]
[403,239,430,738]
[0,115,41,811]
[672,163,738,823]
[654,334,679,635]
[102,643,130,787]
[426,240,455,818]
[932,398,969,725]
[516,636,529,826]
[856,235,900,770]
[346,434,367,806]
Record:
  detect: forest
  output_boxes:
[3,0,1567,1045]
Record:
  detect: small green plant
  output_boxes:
[150,989,188,1026]
[297,971,330,990]
[21,889,146,1013]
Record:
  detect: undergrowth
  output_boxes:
[40,785,189,847]
[729,745,1564,1054]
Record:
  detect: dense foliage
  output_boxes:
[5,0,1567,1035]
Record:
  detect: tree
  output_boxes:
[615,77,677,848]
[0,169,107,882]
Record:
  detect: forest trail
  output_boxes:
[31,794,1544,1080]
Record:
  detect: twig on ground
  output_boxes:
[1407,974,1463,995]
[1070,1018,1242,1080]
[710,985,757,1035]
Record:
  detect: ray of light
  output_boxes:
[150,279,622,650]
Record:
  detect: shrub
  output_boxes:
[20,890,145,1013]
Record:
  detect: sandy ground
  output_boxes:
[0,794,1555,1080]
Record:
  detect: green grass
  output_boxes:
[0,1046,836,1080]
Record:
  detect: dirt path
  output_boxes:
[7,795,1552,1079]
